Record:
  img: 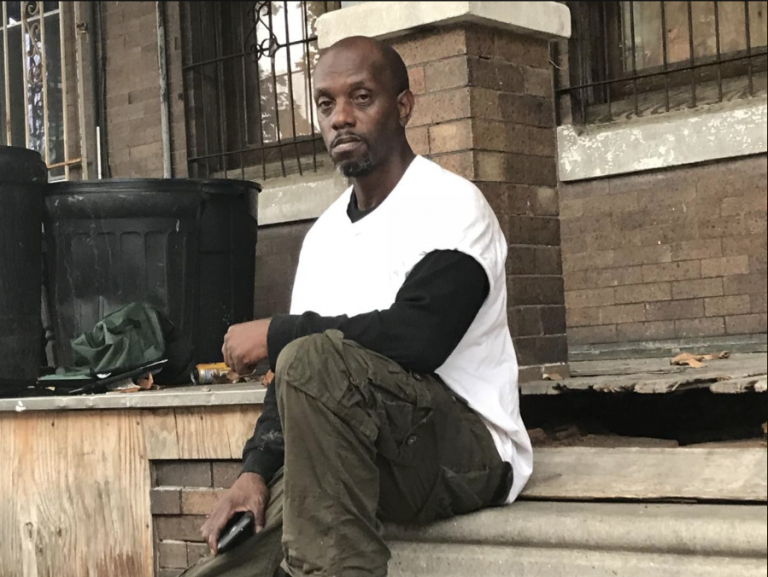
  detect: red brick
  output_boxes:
[212,462,242,489]
[565,267,644,290]
[507,186,559,217]
[617,321,677,342]
[155,462,212,488]
[155,516,208,542]
[425,57,469,92]
[613,245,672,267]
[468,58,525,93]
[722,235,767,257]
[187,543,210,565]
[705,296,751,317]
[505,216,560,246]
[599,304,646,325]
[523,65,553,98]
[671,239,723,261]
[509,307,543,337]
[514,335,568,366]
[700,256,750,278]
[567,325,618,345]
[406,126,430,156]
[540,306,567,335]
[429,120,472,154]
[646,299,705,321]
[408,66,426,95]
[725,314,767,335]
[181,488,226,516]
[675,317,726,338]
[535,246,562,275]
[559,199,584,219]
[721,192,768,216]
[642,261,701,283]
[724,274,766,296]
[672,278,724,300]
[751,293,767,313]
[158,541,188,569]
[392,28,468,66]
[566,307,602,327]
[509,275,565,306]
[475,151,557,186]
[507,246,537,275]
[150,489,181,515]
[563,250,614,272]
[565,288,615,309]
[614,283,672,304]
[410,88,471,127]
[431,151,475,180]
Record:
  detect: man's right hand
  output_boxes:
[201,472,269,554]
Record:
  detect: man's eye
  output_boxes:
[317,100,332,110]
[355,93,371,102]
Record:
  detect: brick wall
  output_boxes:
[390,24,568,374]
[253,221,314,319]
[102,1,187,178]
[560,155,768,347]
[151,460,242,576]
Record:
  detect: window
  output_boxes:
[1,1,76,179]
[181,1,340,181]
[559,1,768,125]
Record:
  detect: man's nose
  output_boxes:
[331,99,355,131]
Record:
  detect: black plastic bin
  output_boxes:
[44,178,260,368]
[0,146,47,390]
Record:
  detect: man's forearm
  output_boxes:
[241,382,284,482]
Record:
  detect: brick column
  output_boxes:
[318,3,572,380]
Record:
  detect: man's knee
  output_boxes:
[274,330,348,390]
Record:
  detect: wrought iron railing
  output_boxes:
[558,1,768,125]
[181,1,340,181]
[1,1,78,179]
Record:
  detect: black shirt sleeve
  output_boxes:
[241,249,490,482]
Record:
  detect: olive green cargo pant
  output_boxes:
[182,330,511,577]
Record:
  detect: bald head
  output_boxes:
[320,36,409,97]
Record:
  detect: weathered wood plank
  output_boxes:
[142,409,180,460]
[175,406,261,460]
[524,447,768,502]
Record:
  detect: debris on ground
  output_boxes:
[671,351,730,368]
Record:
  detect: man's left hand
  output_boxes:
[222,319,272,375]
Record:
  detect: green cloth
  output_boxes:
[71,302,166,374]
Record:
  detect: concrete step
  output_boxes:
[384,501,767,577]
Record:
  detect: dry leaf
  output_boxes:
[261,370,275,387]
[136,373,154,390]
[671,351,730,368]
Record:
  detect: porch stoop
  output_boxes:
[386,502,767,577]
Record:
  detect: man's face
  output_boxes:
[313,49,400,177]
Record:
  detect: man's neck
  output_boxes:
[351,149,416,212]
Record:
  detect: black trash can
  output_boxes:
[44,178,260,368]
[0,146,47,390]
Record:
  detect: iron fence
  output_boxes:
[181,1,340,181]
[558,1,768,125]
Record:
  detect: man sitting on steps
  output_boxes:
[181,35,533,577]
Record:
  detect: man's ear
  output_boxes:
[397,90,415,127]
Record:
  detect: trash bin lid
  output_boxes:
[46,178,261,196]
[0,145,48,185]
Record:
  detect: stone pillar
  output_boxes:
[318,2,572,381]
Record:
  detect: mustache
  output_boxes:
[331,132,365,148]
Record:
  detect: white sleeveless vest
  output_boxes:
[290,156,533,503]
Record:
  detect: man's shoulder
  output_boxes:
[410,157,492,220]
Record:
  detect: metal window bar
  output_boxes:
[1,1,79,178]
[559,1,768,125]
[181,1,338,181]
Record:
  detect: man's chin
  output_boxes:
[336,154,375,178]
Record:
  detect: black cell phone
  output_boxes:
[216,512,255,554]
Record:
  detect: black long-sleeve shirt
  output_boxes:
[241,194,490,482]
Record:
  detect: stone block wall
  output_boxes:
[560,155,767,348]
